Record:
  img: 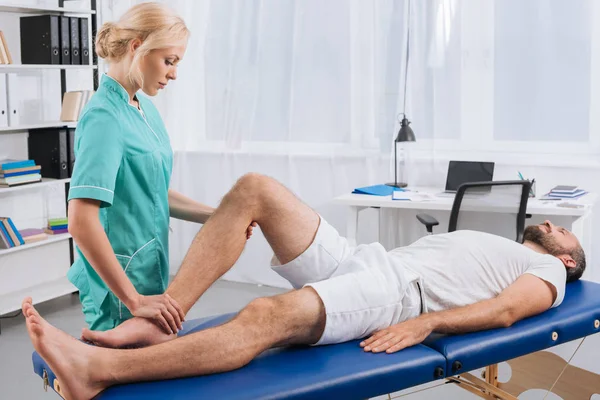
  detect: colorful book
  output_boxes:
[0,220,16,247]
[0,173,42,187]
[0,165,41,174]
[20,228,44,237]
[45,228,69,235]
[0,223,12,248]
[20,228,48,244]
[48,224,68,231]
[0,159,35,171]
[3,218,24,245]
[352,184,404,196]
[0,166,42,178]
[547,190,587,199]
[48,218,69,227]
[550,185,579,194]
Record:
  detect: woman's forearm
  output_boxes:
[168,189,215,224]
[68,199,139,311]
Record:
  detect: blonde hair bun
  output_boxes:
[94,2,189,63]
[95,22,122,60]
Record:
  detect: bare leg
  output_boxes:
[83,173,320,347]
[25,287,325,400]
[167,173,320,311]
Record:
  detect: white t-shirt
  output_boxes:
[389,230,566,313]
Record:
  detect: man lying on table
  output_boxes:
[24,173,585,400]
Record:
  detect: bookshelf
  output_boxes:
[0,0,98,326]
[0,4,95,15]
[0,121,76,133]
[0,178,71,194]
[0,232,71,256]
[0,64,97,71]
[0,276,76,316]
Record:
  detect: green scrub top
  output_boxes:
[67,74,173,329]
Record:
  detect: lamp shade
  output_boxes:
[395,116,416,142]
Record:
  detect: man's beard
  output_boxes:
[523,225,569,256]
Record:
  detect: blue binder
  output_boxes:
[352,184,404,196]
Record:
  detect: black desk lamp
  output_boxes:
[386,0,415,188]
[387,115,415,188]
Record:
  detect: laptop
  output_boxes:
[440,160,495,195]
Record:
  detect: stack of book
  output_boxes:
[0,217,25,249]
[546,185,587,199]
[0,159,42,187]
[45,218,69,235]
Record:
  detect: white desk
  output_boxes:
[333,188,597,269]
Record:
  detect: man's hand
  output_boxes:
[246,221,258,240]
[360,318,433,354]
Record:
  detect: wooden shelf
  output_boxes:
[0,64,97,71]
[0,121,76,133]
[0,3,95,15]
[0,276,76,316]
[0,178,71,194]
[0,233,72,257]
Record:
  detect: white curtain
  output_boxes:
[101,0,600,286]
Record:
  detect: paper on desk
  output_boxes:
[392,191,436,201]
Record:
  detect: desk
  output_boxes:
[333,188,597,273]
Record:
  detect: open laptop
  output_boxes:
[439,160,495,196]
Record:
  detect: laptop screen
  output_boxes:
[445,161,495,191]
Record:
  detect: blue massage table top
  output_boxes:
[32,280,600,400]
[424,279,600,375]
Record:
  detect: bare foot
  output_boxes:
[22,297,107,400]
[82,317,176,349]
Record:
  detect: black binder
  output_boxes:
[20,15,61,65]
[67,128,76,177]
[70,17,81,65]
[28,128,69,179]
[59,16,71,65]
[80,18,90,65]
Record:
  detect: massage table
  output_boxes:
[32,280,600,399]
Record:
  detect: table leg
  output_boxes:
[346,206,367,247]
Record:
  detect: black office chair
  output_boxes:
[416,180,532,243]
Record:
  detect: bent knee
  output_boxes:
[223,173,269,207]
[234,173,270,194]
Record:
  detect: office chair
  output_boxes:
[416,180,532,243]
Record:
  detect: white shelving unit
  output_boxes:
[0,4,95,15]
[0,121,76,133]
[0,1,98,323]
[0,233,71,257]
[0,178,71,194]
[0,276,76,316]
[0,64,97,71]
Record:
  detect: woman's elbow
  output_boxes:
[67,199,100,237]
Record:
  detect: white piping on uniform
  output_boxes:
[118,238,157,318]
[70,185,114,194]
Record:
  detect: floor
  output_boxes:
[0,279,482,400]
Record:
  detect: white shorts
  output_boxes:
[271,217,422,345]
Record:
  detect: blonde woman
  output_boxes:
[67,2,254,335]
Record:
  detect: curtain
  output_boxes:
[100,1,599,286]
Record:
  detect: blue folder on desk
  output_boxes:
[353,184,403,196]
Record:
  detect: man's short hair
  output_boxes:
[567,246,586,282]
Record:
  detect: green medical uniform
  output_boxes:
[67,74,173,331]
